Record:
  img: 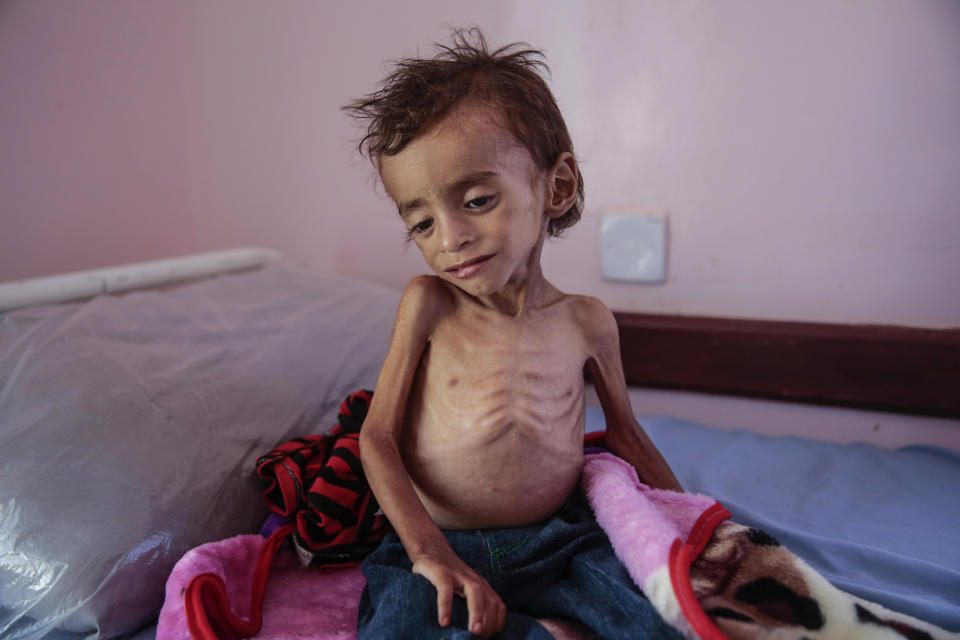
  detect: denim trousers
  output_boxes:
[357,489,682,639]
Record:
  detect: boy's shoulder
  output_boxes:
[565,293,615,327]
[401,274,449,300]
[562,294,620,354]
[396,275,454,322]
[530,290,618,346]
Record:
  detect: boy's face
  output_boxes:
[379,111,553,299]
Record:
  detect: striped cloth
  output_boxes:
[255,389,389,570]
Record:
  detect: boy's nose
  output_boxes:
[439,219,474,253]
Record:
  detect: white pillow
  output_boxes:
[0,262,399,638]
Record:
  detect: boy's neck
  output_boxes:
[462,240,562,317]
[475,271,553,317]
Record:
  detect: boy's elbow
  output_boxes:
[358,426,378,458]
[358,423,397,460]
[357,427,384,478]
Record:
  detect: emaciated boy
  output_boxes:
[344,29,683,639]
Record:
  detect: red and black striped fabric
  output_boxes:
[255,389,389,570]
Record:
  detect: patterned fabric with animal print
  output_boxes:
[691,521,948,639]
[583,451,958,640]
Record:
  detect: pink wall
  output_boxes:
[2,1,959,327]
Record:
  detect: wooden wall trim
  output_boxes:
[613,312,960,418]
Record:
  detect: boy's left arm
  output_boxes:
[582,299,683,492]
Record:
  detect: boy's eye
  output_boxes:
[409,219,434,235]
[465,195,494,209]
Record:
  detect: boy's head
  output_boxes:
[344,28,583,237]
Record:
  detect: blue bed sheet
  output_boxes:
[585,407,960,631]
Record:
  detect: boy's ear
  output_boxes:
[544,152,579,219]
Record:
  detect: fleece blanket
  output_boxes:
[158,452,955,640]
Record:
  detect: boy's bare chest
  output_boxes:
[401,309,590,527]
[406,310,588,448]
[440,321,578,384]
[429,311,582,400]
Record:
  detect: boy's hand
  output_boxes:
[412,551,506,637]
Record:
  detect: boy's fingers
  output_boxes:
[463,580,493,636]
[434,581,454,627]
[489,596,506,636]
[462,581,480,634]
[412,559,454,626]
[413,558,503,635]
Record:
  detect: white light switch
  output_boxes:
[601,214,666,283]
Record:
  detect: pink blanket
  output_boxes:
[158,453,953,640]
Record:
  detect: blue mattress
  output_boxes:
[585,407,960,631]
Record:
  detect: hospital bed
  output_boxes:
[1,250,957,638]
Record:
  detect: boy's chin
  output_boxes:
[439,273,500,297]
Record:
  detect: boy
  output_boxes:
[345,30,683,639]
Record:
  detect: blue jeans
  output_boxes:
[357,489,682,639]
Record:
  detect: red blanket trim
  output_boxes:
[584,429,606,448]
[185,523,295,640]
[668,501,732,640]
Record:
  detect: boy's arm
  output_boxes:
[582,298,683,492]
[359,277,506,637]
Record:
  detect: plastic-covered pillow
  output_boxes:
[0,262,399,638]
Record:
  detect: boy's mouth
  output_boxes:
[445,254,494,279]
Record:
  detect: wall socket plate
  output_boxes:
[601,214,666,283]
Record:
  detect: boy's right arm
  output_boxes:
[359,277,506,637]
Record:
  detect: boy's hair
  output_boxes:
[343,28,583,237]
